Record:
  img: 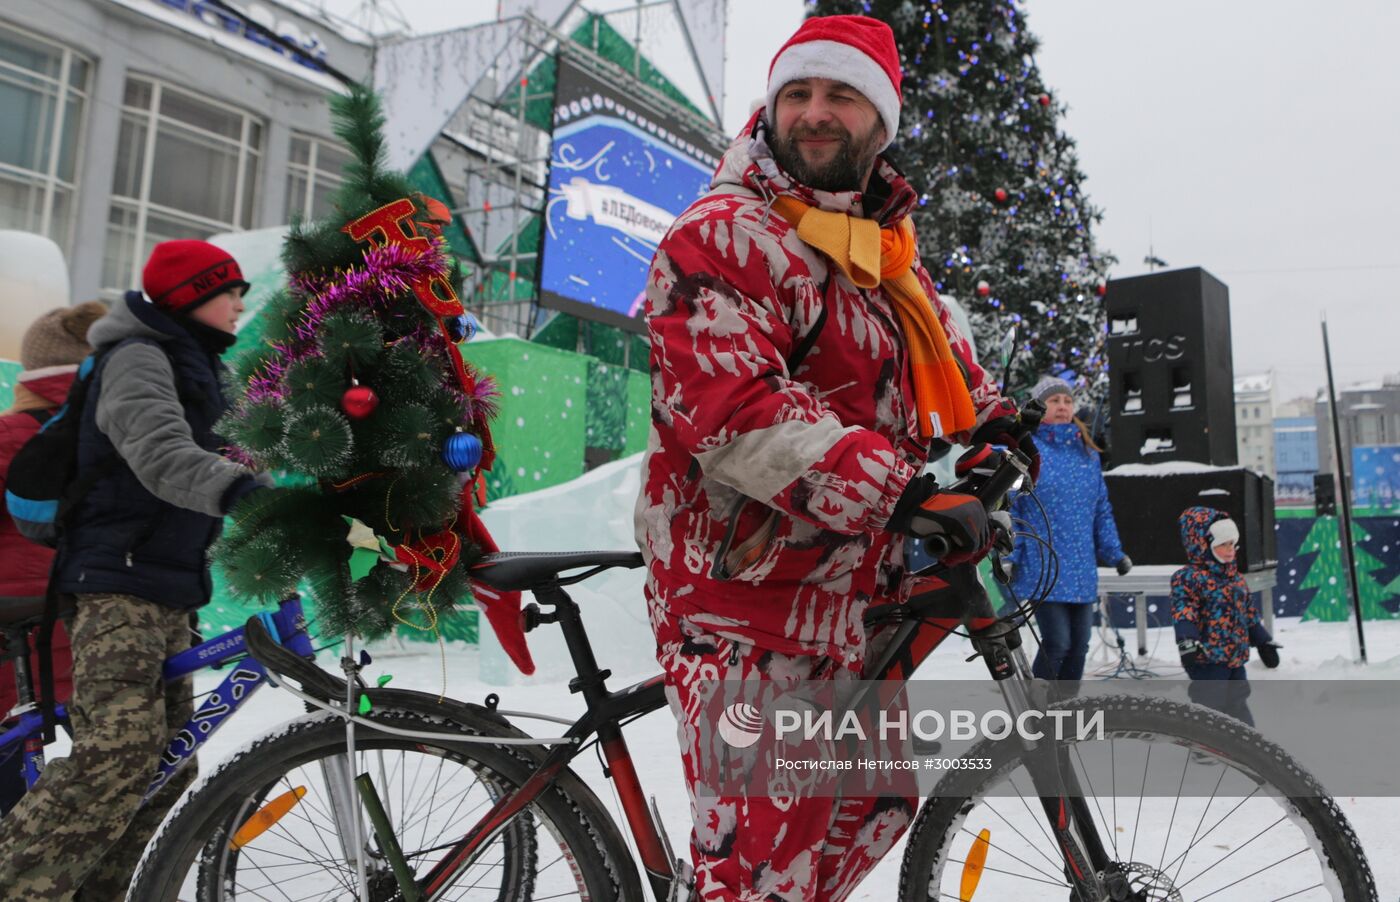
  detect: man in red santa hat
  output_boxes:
[637,14,1029,900]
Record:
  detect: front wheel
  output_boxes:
[131,707,642,901]
[899,695,1376,902]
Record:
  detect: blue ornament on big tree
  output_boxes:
[442,430,483,472]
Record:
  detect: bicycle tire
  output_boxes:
[131,707,644,901]
[898,695,1376,902]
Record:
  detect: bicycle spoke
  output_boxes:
[1267,883,1328,901]
[1070,741,1119,860]
[973,796,1063,876]
[1193,847,1312,901]
[1127,743,1151,866]
[1006,771,1061,866]
[1176,814,1288,893]
[1161,782,1261,878]
[1168,759,1229,887]
[954,825,1066,885]
[1155,744,1193,878]
[948,856,1070,888]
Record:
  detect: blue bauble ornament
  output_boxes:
[446,313,479,344]
[442,431,483,472]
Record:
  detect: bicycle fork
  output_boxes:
[970,618,1115,902]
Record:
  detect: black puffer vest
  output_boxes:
[54,294,232,610]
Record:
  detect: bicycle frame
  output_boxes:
[0,596,314,805]
[414,565,1114,902]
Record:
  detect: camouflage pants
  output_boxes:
[657,616,915,902]
[0,593,195,901]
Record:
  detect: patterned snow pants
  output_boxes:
[0,593,196,900]
[657,616,916,902]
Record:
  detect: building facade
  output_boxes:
[1234,372,1276,480]
[0,0,371,302]
[1316,375,1400,481]
[1274,416,1318,505]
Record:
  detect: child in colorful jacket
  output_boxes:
[1172,506,1281,726]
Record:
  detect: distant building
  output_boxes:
[1316,373,1400,482]
[1234,372,1276,481]
[1276,396,1315,419]
[1274,416,1318,505]
[0,0,377,303]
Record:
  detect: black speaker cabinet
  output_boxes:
[1104,268,1238,467]
[1104,467,1277,572]
[1314,473,1337,516]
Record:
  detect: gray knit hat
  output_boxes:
[1030,374,1074,404]
[20,301,107,370]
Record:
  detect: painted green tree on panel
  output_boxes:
[1298,517,1397,622]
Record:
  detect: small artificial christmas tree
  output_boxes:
[214,86,529,667]
[806,0,1114,395]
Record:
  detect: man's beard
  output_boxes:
[769,122,883,193]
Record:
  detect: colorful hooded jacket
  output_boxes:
[1006,421,1125,603]
[635,116,1011,665]
[1171,506,1272,667]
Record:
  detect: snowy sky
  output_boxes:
[315,0,1399,405]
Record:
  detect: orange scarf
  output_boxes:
[771,196,976,438]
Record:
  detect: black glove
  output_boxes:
[1255,641,1281,669]
[1116,554,1133,576]
[887,474,990,557]
[1177,638,1204,671]
[971,412,1041,482]
[989,510,1014,556]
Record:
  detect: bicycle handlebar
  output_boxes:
[918,399,1045,560]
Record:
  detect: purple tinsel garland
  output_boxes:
[245,243,450,404]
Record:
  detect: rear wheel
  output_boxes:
[132,709,641,901]
[899,696,1376,901]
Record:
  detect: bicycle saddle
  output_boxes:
[470,551,644,592]
[0,596,75,630]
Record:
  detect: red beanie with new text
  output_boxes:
[142,240,250,312]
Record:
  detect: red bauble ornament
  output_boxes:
[341,384,379,420]
[994,188,1008,203]
[976,280,991,297]
[1038,93,1051,107]
[1095,281,1108,297]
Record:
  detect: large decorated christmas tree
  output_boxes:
[808,0,1114,394]
[214,87,528,667]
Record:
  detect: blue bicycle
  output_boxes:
[5,594,592,901]
[0,595,314,811]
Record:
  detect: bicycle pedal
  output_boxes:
[666,859,694,902]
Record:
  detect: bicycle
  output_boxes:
[129,417,1377,901]
[0,595,316,816]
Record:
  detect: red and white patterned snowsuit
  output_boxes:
[637,120,1009,900]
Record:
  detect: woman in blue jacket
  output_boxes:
[1007,376,1131,682]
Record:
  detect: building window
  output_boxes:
[102,77,262,295]
[0,23,90,253]
[284,133,353,222]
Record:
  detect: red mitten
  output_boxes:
[461,507,536,675]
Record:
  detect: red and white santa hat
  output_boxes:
[766,15,903,151]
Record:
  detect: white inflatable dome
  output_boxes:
[0,230,71,362]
